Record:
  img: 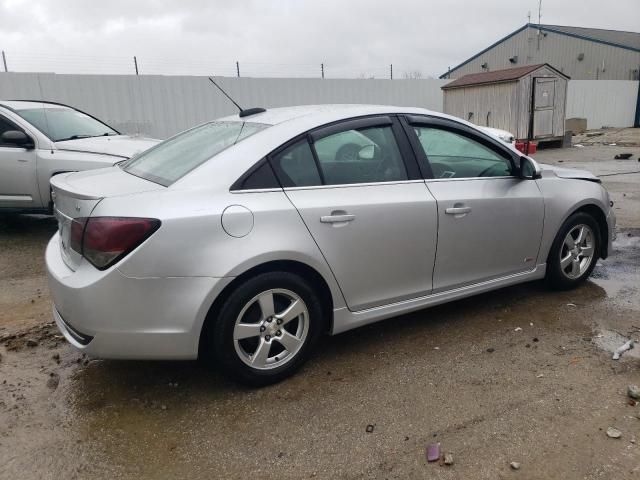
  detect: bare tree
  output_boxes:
[403,70,423,79]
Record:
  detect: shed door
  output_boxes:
[533,78,556,138]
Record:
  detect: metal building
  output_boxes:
[441,24,640,81]
[442,63,569,143]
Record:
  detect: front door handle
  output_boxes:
[445,206,472,215]
[320,213,355,223]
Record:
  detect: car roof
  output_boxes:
[0,100,74,111]
[218,104,446,127]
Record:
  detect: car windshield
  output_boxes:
[15,107,118,142]
[122,121,267,186]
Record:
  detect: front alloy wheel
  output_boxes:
[559,224,595,279]
[546,212,600,290]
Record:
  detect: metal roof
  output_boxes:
[442,64,567,90]
[537,24,640,51]
[441,23,640,78]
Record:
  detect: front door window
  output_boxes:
[413,127,512,179]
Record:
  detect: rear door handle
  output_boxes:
[445,206,472,215]
[320,214,355,223]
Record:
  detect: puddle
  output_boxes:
[590,229,640,310]
[586,229,640,359]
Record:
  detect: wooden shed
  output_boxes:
[442,64,569,143]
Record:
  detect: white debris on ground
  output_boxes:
[612,339,634,360]
[572,128,640,147]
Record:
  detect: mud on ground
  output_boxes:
[1,147,639,479]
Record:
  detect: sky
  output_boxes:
[0,0,638,78]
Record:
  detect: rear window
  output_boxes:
[122,121,267,186]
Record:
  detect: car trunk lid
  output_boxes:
[50,167,164,270]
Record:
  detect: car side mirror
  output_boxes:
[519,156,541,180]
[1,130,34,149]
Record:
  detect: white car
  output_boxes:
[0,100,159,213]
[46,105,614,386]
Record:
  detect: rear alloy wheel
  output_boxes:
[233,289,309,370]
[208,272,323,386]
[546,212,600,289]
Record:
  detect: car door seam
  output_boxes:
[281,188,350,309]
[423,181,440,292]
[533,179,547,265]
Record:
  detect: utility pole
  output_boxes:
[537,0,542,25]
[634,65,640,127]
[536,0,543,50]
[236,61,240,77]
[390,64,393,80]
[321,63,324,79]
[2,51,7,72]
[133,56,139,75]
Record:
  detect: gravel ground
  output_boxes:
[1,144,639,479]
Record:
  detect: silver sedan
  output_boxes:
[46,105,615,386]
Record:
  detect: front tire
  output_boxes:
[545,212,600,290]
[206,272,323,387]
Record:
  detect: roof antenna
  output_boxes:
[537,0,542,25]
[207,77,266,118]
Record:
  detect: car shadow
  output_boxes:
[65,277,608,414]
[0,213,57,239]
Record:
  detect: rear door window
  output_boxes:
[312,125,408,185]
[270,140,322,187]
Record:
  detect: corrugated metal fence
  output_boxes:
[565,80,638,130]
[0,73,637,138]
[0,73,446,138]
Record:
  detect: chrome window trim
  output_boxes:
[281,179,426,192]
[425,175,516,183]
[230,188,283,194]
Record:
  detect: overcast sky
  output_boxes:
[1,0,638,78]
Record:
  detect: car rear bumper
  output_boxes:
[46,232,230,360]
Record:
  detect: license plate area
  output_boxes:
[54,208,82,270]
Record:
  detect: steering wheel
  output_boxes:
[477,163,505,177]
[335,143,361,162]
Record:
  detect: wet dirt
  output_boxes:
[1,149,639,479]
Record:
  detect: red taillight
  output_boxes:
[76,217,160,270]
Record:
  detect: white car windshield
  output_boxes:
[122,121,267,186]
[15,107,118,142]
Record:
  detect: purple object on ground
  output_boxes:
[426,443,440,462]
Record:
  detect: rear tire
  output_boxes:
[545,212,600,290]
[206,272,323,387]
